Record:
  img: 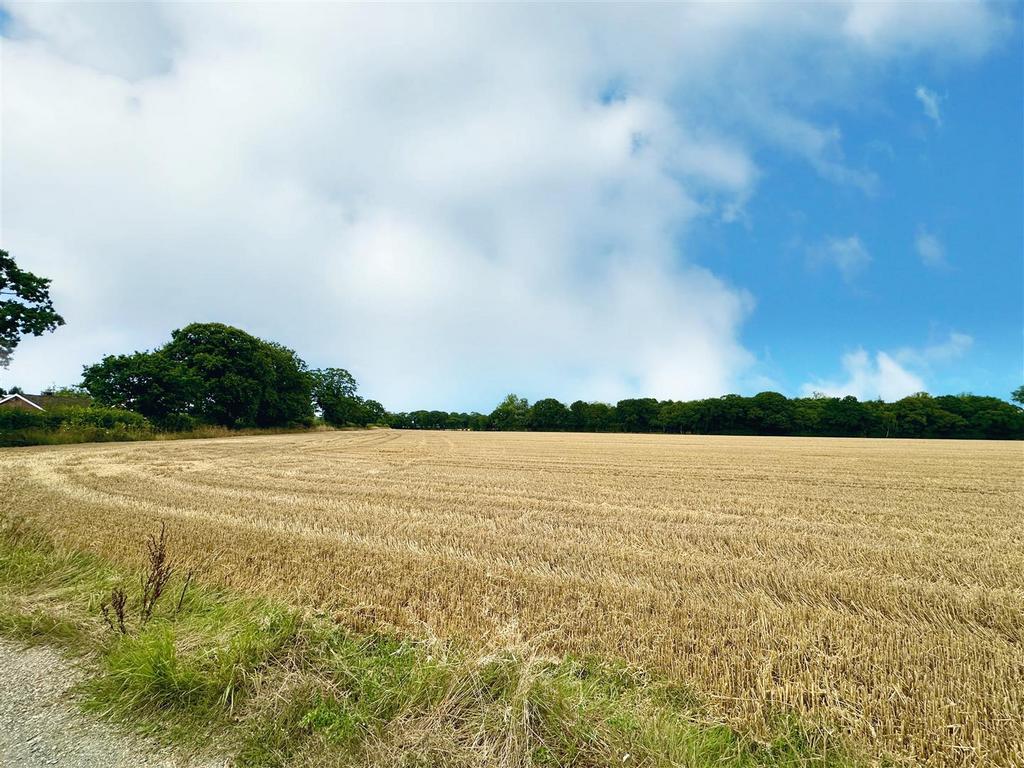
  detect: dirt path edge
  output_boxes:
[0,639,224,768]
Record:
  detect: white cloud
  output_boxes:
[915,227,948,268]
[753,111,878,193]
[811,236,872,283]
[895,332,973,366]
[843,2,1009,57]
[803,332,973,401]
[802,349,924,401]
[915,85,943,126]
[2,3,177,79]
[0,3,1008,409]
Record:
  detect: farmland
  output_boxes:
[1,430,1021,767]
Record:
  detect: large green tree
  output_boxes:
[658,400,698,433]
[258,342,317,427]
[311,367,368,426]
[569,400,618,432]
[82,323,313,428]
[747,391,795,435]
[0,249,65,367]
[162,323,313,427]
[616,398,661,432]
[359,398,387,426]
[819,395,870,436]
[82,351,200,422]
[529,398,573,431]
[489,393,530,431]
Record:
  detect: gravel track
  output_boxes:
[0,639,224,768]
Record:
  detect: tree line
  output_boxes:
[2,322,1021,440]
[2,250,1022,440]
[390,389,1024,440]
[2,318,1022,440]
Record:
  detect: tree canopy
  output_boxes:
[488,394,531,431]
[388,389,1024,440]
[311,367,385,427]
[529,398,573,431]
[83,323,314,428]
[81,351,200,424]
[0,249,65,367]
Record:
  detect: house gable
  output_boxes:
[0,393,46,411]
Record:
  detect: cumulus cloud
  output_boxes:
[802,332,973,401]
[810,236,872,283]
[802,349,924,401]
[0,3,1008,409]
[915,227,948,268]
[915,85,943,126]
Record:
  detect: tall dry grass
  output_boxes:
[1,430,1021,766]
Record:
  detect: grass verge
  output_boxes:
[0,521,859,768]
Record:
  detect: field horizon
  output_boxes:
[2,430,1022,766]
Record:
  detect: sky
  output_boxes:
[1,2,1021,412]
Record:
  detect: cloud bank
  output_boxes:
[802,332,973,401]
[802,350,925,402]
[0,3,1007,409]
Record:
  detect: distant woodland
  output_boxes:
[4,322,1018,443]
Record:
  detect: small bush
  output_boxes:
[0,408,49,431]
[0,404,154,446]
[52,405,151,431]
[0,406,332,446]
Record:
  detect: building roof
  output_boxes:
[0,392,92,411]
[36,394,92,409]
[0,393,46,411]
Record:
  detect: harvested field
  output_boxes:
[1,430,1022,767]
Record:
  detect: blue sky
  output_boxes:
[691,35,1023,400]
[1,3,1021,411]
